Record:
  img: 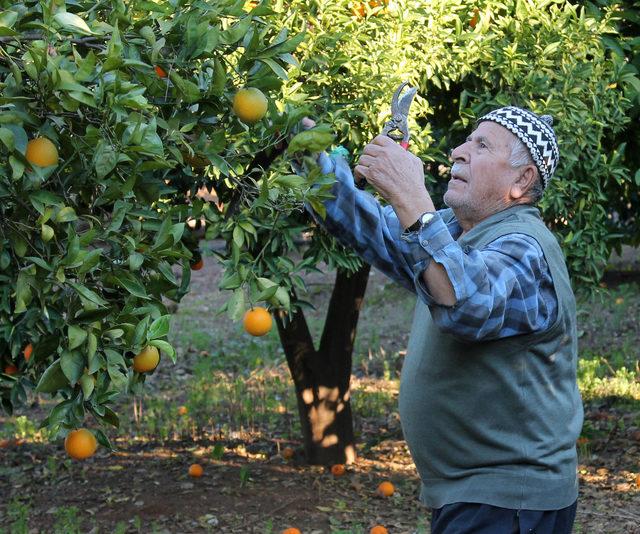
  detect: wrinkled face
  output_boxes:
[444,121,521,226]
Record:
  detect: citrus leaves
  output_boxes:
[288,124,335,153]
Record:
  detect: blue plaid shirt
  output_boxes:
[310,152,557,341]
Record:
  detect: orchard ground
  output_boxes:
[1,241,639,534]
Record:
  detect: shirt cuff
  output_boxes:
[401,213,458,306]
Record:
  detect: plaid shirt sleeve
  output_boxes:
[309,153,558,341]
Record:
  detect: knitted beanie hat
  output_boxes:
[477,106,559,188]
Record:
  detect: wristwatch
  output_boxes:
[404,211,436,233]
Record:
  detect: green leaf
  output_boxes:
[220,16,253,45]
[41,224,54,242]
[169,72,201,103]
[288,125,335,153]
[55,206,78,223]
[79,373,95,399]
[148,339,176,363]
[114,273,149,299]
[260,58,288,81]
[54,12,93,35]
[68,282,109,307]
[68,325,88,350]
[36,359,69,393]
[226,288,245,322]
[60,350,85,386]
[148,315,170,340]
[94,141,118,179]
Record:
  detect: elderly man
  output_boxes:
[306,107,583,533]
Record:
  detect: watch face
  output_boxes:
[420,212,435,225]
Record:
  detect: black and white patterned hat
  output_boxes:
[478,106,559,189]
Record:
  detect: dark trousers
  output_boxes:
[430,500,578,534]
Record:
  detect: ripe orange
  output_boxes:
[351,2,366,17]
[26,137,59,167]
[470,7,480,28]
[370,527,388,534]
[377,480,395,497]
[282,447,294,460]
[282,529,302,534]
[330,464,346,477]
[233,88,268,124]
[243,307,273,336]
[4,364,18,375]
[23,343,33,362]
[178,405,188,415]
[191,258,204,271]
[154,65,167,78]
[188,463,203,477]
[132,345,160,373]
[64,428,98,460]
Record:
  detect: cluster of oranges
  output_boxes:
[3,343,33,376]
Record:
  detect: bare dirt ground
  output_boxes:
[1,245,639,533]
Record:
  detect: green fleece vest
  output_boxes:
[398,204,584,510]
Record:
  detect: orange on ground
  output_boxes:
[188,463,203,477]
[25,137,59,167]
[232,87,268,124]
[178,405,188,415]
[4,364,18,375]
[23,343,33,362]
[615,297,624,305]
[377,480,395,497]
[576,436,589,445]
[64,428,98,460]
[330,464,346,477]
[133,345,160,373]
[191,258,204,271]
[282,447,294,460]
[370,527,388,534]
[282,529,302,534]
[154,65,167,78]
[243,307,273,336]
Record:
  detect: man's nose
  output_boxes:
[450,144,468,163]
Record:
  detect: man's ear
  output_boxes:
[510,165,537,200]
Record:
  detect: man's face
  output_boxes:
[444,121,521,224]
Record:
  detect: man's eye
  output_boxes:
[479,142,487,149]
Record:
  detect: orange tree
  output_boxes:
[204,0,637,465]
[0,0,311,453]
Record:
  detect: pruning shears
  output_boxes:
[381,81,417,149]
[356,81,417,189]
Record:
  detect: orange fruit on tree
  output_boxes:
[232,87,268,124]
[178,405,188,415]
[243,307,273,336]
[351,2,366,17]
[191,258,204,271]
[132,345,160,373]
[281,529,302,534]
[470,7,480,28]
[330,463,346,476]
[282,446,295,460]
[154,65,168,78]
[4,364,18,375]
[377,480,395,497]
[370,526,388,534]
[25,137,59,167]
[23,343,33,362]
[64,428,98,460]
[188,463,203,477]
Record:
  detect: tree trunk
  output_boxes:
[275,263,371,465]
